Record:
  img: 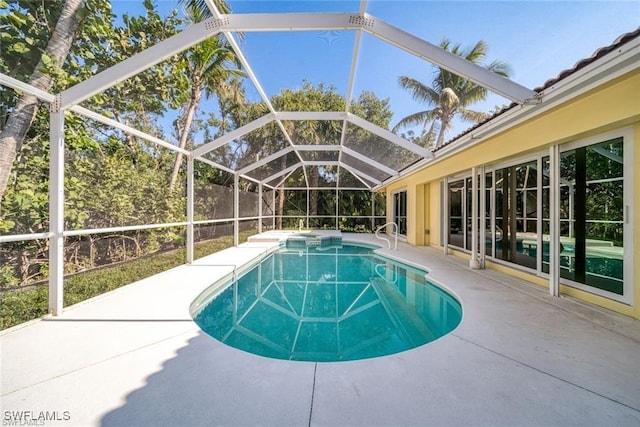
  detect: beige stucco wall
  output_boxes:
[634,124,639,319]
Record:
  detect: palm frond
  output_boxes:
[392,110,434,133]
[463,40,489,63]
[178,0,231,21]
[458,108,490,123]
[397,76,439,105]
[397,38,511,144]
[486,59,512,78]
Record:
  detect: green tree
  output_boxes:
[393,39,511,149]
[351,90,393,129]
[0,0,88,200]
[0,0,190,286]
[0,0,114,285]
[62,1,189,264]
[271,82,345,217]
[222,83,393,230]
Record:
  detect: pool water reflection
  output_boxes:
[192,244,462,362]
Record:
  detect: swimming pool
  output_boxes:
[191,243,462,362]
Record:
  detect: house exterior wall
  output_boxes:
[384,69,640,319]
[634,123,640,318]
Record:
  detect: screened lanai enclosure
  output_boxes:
[0,0,541,316]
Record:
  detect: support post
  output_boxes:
[186,156,194,264]
[258,182,263,233]
[335,187,339,230]
[470,167,480,269]
[490,170,496,258]
[443,177,449,255]
[479,166,486,269]
[549,145,560,296]
[371,190,375,232]
[272,189,276,230]
[306,188,310,229]
[49,106,64,315]
[536,158,543,273]
[234,174,239,246]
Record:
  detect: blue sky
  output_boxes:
[113,0,640,141]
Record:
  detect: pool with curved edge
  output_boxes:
[191,243,462,362]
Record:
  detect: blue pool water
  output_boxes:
[192,243,462,362]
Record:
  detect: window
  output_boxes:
[393,190,407,236]
[559,138,625,295]
[443,130,632,303]
[494,160,538,270]
[447,176,480,251]
[485,172,494,258]
[542,156,551,274]
[448,180,464,248]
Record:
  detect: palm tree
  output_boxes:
[168,2,244,190]
[393,39,511,149]
[179,0,231,16]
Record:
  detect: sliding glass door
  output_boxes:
[443,129,632,303]
[560,137,626,296]
[494,161,538,269]
[393,190,407,236]
[448,180,464,248]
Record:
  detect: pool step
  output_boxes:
[284,234,342,249]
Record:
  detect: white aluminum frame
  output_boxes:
[49,106,65,316]
[53,6,536,195]
[187,157,195,264]
[470,167,479,269]
[0,2,542,316]
[556,127,634,304]
[480,167,487,268]
[549,144,561,297]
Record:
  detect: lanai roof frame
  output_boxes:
[0,0,545,315]
[52,0,538,192]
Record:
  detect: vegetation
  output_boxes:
[0,1,391,327]
[168,2,245,190]
[393,39,511,149]
[0,0,89,198]
[0,230,252,330]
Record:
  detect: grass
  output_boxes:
[0,231,252,330]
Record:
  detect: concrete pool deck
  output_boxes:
[2,232,640,426]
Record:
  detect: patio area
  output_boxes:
[2,232,639,426]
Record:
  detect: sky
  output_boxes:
[110,0,640,141]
